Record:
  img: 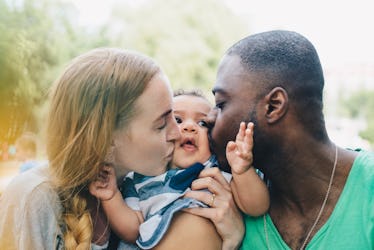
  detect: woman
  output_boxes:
[0,48,243,249]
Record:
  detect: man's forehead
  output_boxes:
[218,54,240,71]
[214,71,250,96]
[218,54,250,78]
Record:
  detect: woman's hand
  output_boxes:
[184,167,244,250]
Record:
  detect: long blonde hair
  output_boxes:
[46,48,160,249]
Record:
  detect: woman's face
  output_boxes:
[112,72,180,177]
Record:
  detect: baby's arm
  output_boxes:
[89,165,143,243]
[227,122,270,216]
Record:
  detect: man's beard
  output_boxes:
[209,109,261,173]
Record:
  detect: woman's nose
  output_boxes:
[205,108,217,130]
[167,115,181,142]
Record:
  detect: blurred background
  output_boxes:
[1,0,373,193]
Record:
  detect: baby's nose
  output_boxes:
[182,120,197,132]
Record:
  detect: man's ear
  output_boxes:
[264,87,288,123]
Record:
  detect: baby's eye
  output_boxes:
[175,117,182,124]
[198,120,208,127]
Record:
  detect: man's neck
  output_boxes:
[266,146,357,249]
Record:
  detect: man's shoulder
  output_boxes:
[350,149,374,192]
[354,149,374,171]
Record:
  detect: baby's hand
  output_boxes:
[89,165,119,201]
[226,122,254,175]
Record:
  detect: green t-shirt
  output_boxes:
[241,150,374,250]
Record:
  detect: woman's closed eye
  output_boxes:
[157,118,167,130]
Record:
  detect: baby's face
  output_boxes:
[172,95,212,169]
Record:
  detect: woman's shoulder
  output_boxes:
[0,165,63,250]
[1,165,59,210]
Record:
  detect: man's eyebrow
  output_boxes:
[212,87,227,96]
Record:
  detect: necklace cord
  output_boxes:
[264,145,338,250]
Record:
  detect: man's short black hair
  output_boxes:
[227,30,327,141]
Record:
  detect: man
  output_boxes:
[208,30,374,249]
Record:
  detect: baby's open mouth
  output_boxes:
[181,137,197,149]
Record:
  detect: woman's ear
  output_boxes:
[264,87,288,123]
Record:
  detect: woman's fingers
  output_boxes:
[184,186,244,249]
[185,190,218,207]
[196,167,231,191]
[187,167,244,248]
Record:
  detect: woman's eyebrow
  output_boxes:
[154,109,172,123]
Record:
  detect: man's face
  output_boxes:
[209,55,260,172]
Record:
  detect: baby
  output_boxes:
[89,89,270,249]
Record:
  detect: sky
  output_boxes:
[73,0,374,69]
[224,0,374,68]
[72,0,374,149]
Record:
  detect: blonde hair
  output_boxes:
[46,48,160,249]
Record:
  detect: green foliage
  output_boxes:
[0,0,114,144]
[109,0,248,92]
[341,90,371,118]
[360,121,374,145]
[0,0,249,145]
[0,0,79,143]
[342,89,374,146]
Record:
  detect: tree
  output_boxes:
[341,89,374,146]
[108,0,248,93]
[0,0,110,144]
[0,0,249,146]
[0,0,69,143]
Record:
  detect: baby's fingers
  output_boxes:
[97,165,115,181]
[226,141,237,154]
[88,181,107,197]
[236,150,252,161]
[235,122,246,142]
[243,123,254,151]
[91,179,108,189]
